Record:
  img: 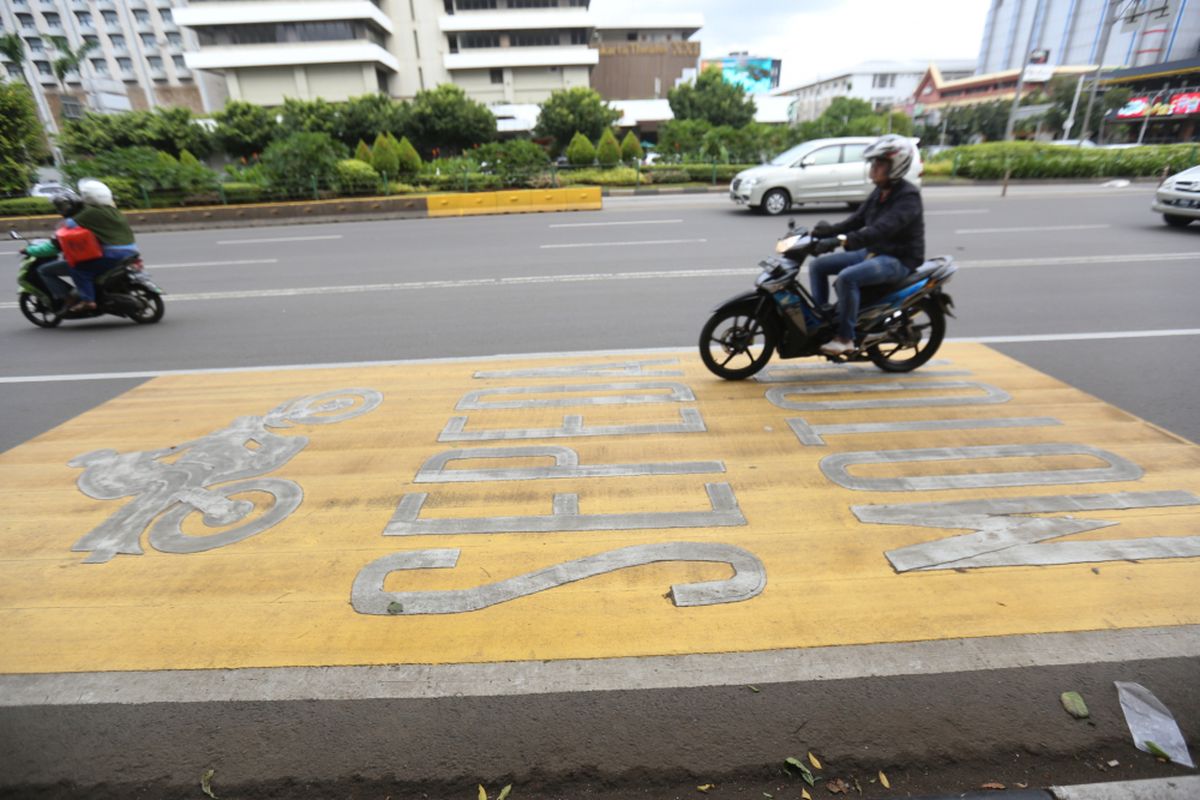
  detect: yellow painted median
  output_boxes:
[427,187,601,217]
[1,344,1197,675]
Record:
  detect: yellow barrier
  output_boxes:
[427,188,601,217]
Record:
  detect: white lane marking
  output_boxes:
[926,209,989,216]
[549,219,683,228]
[216,234,343,245]
[0,250,21,256]
[539,238,707,249]
[149,259,279,270]
[955,224,1111,234]
[4,329,1200,384]
[2,251,1196,311]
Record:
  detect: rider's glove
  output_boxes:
[812,237,840,255]
[811,221,834,238]
[843,232,863,251]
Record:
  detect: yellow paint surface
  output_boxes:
[1,344,1198,674]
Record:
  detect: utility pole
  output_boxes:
[1005,0,1047,141]
[1063,73,1086,139]
[1079,0,1128,145]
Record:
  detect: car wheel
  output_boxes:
[760,188,791,216]
[1163,214,1193,228]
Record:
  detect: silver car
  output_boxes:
[730,136,923,216]
[1152,165,1200,228]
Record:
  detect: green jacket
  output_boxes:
[72,204,136,246]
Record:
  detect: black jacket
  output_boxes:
[826,179,925,270]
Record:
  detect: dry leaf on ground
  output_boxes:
[981,782,1006,790]
[826,777,850,794]
[879,770,890,788]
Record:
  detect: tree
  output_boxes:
[620,130,644,163]
[354,139,372,164]
[475,139,548,186]
[260,131,346,195]
[407,84,496,157]
[596,129,621,167]
[278,97,340,138]
[656,119,712,160]
[535,87,620,155]
[336,94,409,149]
[0,81,45,194]
[668,67,756,128]
[213,100,278,158]
[564,131,595,166]
[47,35,96,89]
[59,107,213,158]
[0,34,28,84]
[395,135,422,180]
[370,132,399,177]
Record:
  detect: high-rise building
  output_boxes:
[976,0,1199,74]
[777,60,975,123]
[0,0,223,124]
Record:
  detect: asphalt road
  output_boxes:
[2,183,1199,799]
[3,181,1199,451]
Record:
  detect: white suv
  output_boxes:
[730,136,923,215]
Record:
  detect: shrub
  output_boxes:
[396,136,422,180]
[220,182,264,203]
[260,132,346,195]
[475,139,549,186]
[99,177,139,207]
[371,132,400,178]
[646,168,690,184]
[0,197,54,216]
[65,145,219,192]
[620,131,644,164]
[335,158,381,195]
[559,167,645,186]
[354,140,372,164]
[596,129,622,167]
[564,132,596,166]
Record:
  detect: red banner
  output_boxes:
[1117,92,1200,119]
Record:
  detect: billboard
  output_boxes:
[1117,92,1200,119]
[701,56,781,94]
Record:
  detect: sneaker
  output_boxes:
[820,338,855,356]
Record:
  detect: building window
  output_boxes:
[84,34,99,48]
[26,36,43,53]
[102,10,118,25]
[17,14,35,32]
[43,12,62,30]
[872,73,895,89]
[490,67,503,83]
[34,60,51,76]
[7,64,23,79]
[172,54,185,69]
[511,30,558,47]
[569,29,587,45]
[91,57,109,75]
[509,0,555,6]
[447,34,458,52]
[140,32,156,46]
[568,0,587,5]
[117,56,132,73]
[460,31,500,48]
[456,0,497,8]
[109,33,125,50]
[147,55,163,74]
[160,8,173,24]
[166,31,182,46]
[134,10,151,25]
[76,11,93,28]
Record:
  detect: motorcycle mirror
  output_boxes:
[9,230,21,240]
[787,218,796,230]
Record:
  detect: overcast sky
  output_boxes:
[593,0,993,89]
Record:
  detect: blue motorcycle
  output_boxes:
[699,220,957,379]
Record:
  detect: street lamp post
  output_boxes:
[1079,0,1130,145]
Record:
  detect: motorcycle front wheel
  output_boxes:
[129,288,165,324]
[19,292,62,328]
[699,306,777,380]
[866,297,945,373]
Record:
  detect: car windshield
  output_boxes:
[769,144,810,166]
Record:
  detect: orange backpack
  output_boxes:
[58,225,104,267]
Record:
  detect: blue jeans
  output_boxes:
[36,259,75,302]
[69,257,119,302]
[809,249,908,341]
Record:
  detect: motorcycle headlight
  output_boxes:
[775,235,801,253]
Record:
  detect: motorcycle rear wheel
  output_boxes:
[867,297,945,373]
[699,306,777,380]
[129,288,165,324]
[19,292,62,328]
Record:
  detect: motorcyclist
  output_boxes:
[807,134,925,356]
[55,179,140,313]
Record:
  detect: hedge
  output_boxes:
[0,197,54,215]
[927,142,1200,180]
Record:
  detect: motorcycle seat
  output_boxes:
[859,256,956,306]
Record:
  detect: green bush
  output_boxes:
[565,132,596,166]
[370,132,400,178]
[354,140,372,164]
[260,131,346,194]
[220,182,264,203]
[596,129,621,167]
[65,146,219,192]
[396,136,422,180]
[475,139,550,187]
[99,177,139,207]
[620,131,644,164]
[335,158,381,195]
[646,168,690,184]
[418,172,502,191]
[0,196,54,216]
[928,142,1200,180]
[559,167,645,186]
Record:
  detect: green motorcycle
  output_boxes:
[10,229,165,328]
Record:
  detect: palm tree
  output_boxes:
[47,35,97,90]
[0,31,60,142]
[0,33,27,83]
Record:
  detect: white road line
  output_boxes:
[2,252,1195,311]
[955,223,1111,234]
[548,219,683,228]
[0,250,20,256]
[539,238,707,249]
[149,258,279,270]
[4,329,1200,384]
[216,234,344,245]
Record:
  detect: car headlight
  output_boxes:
[741,178,758,188]
[1161,179,1176,191]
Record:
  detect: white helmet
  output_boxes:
[863,134,914,182]
[78,178,116,207]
